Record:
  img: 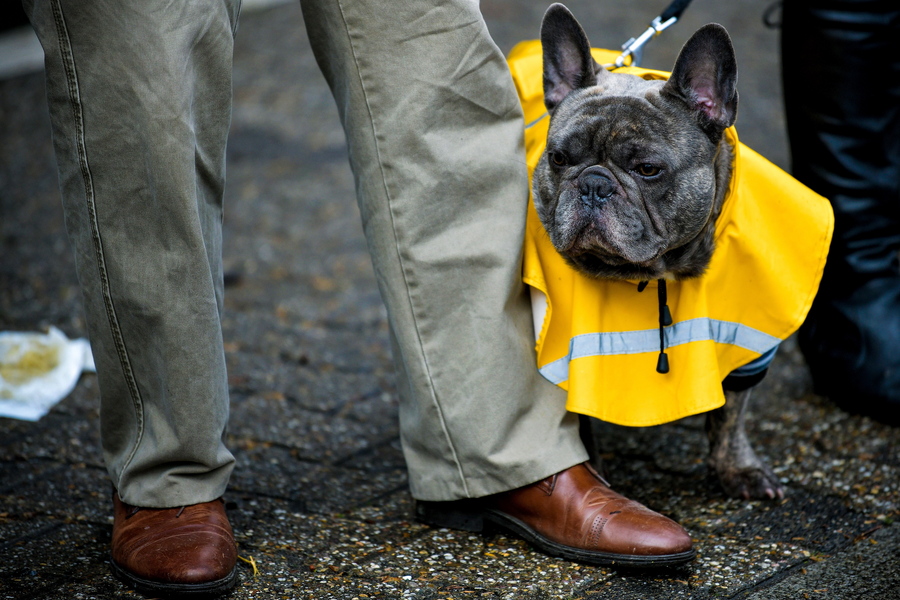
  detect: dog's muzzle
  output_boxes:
[578,167,616,208]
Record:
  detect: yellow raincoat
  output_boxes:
[509,41,834,426]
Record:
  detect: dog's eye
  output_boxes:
[549,152,568,167]
[635,164,662,177]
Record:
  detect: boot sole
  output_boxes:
[416,500,695,569]
[110,556,238,598]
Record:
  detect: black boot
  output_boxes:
[781,0,900,425]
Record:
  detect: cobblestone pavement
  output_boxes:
[1,1,898,598]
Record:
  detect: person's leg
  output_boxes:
[303,1,586,500]
[298,0,693,567]
[299,0,587,502]
[25,0,238,508]
[782,0,900,424]
[25,0,240,593]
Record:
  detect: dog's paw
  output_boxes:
[716,465,784,501]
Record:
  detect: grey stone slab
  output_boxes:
[741,524,900,600]
[0,379,103,466]
[226,440,406,514]
[228,390,399,463]
[0,520,119,600]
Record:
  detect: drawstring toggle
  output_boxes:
[638,279,673,374]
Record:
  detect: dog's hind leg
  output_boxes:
[706,388,784,500]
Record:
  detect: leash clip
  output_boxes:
[610,0,694,68]
[614,15,678,68]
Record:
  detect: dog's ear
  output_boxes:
[541,3,602,112]
[662,24,738,134]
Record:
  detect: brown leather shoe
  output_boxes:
[110,491,238,597]
[416,463,694,568]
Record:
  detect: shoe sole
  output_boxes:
[416,500,696,569]
[109,557,239,598]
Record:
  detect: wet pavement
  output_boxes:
[1,1,898,598]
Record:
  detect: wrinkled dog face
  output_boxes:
[533,4,739,281]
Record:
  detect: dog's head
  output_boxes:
[533,3,738,281]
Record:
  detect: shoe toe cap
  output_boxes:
[592,502,693,556]
[116,531,236,584]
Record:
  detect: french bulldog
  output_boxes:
[534,4,783,500]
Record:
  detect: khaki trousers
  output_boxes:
[26,0,586,507]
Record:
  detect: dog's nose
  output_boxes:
[579,171,615,207]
